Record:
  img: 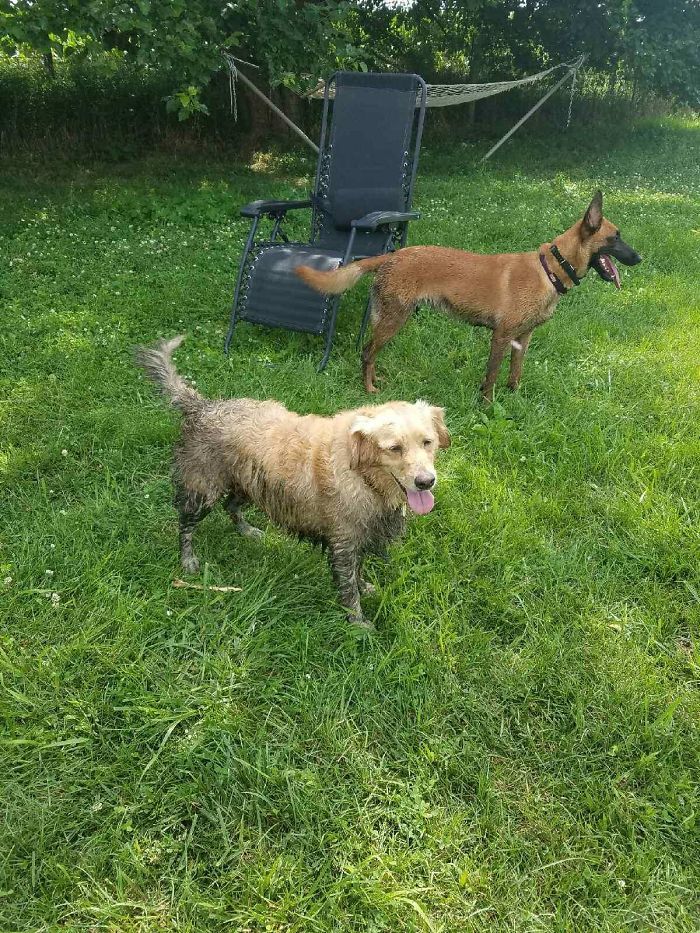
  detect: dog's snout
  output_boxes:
[414,472,435,490]
[614,239,642,266]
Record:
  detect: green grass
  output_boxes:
[1,117,699,931]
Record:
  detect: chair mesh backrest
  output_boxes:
[314,72,424,244]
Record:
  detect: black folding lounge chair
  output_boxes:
[224,71,427,369]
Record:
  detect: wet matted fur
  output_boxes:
[296,191,642,400]
[135,336,451,628]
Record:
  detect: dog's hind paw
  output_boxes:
[359,579,376,596]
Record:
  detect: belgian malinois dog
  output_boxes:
[296,191,641,400]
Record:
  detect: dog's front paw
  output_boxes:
[181,555,200,575]
[348,609,375,630]
[239,523,264,540]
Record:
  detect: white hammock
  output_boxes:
[305,57,584,108]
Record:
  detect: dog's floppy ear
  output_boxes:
[582,190,603,235]
[431,406,451,449]
[349,415,378,470]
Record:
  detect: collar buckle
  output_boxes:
[539,253,568,295]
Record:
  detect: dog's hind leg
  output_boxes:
[329,540,370,628]
[507,330,533,391]
[481,330,511,402]
[362,294,413,393]
[223,492,264,540]
[175,490,212,575]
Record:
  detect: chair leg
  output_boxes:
[318,297,341,372]
[224,217,259,355]
[224,304,239,355]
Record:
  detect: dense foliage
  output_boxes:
[1,0,699,119]
[354,0,700,108]
[0,0,364,118]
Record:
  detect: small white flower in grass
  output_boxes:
[3,576,12,586]
[51,592,60,606]
[45,569,54,577]
[50,543,56,550]
[166,610,172,617]
[144,494,150,499]
[59,509,67,516]
[61,449,68,457]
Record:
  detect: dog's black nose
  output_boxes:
[414,473,435,490]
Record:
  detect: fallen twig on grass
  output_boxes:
[172,579,242,593]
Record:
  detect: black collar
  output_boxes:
[539,252,568,295]
[550,244,581,286]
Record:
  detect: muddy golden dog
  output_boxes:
[296,191,641,400]
[136,336,450,628]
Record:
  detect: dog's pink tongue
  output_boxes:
[604,255,621,289]
[406,488,435,515]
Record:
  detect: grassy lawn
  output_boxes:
[1,118,699,930]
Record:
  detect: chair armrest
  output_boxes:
[240,198,312,218]
[351,210,420,231]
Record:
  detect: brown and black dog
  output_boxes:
[296,191,641,400]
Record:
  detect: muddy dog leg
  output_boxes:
[223,492,264,540]
[329,540,370,628]
[362,294,413,393]
[356,554,375,596]
[175,490,212,575]
[507,330,533,391]
[481,331,511,403]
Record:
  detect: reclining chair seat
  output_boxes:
[239,245,343,335]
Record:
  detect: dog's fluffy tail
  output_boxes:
[135,335,204,417]
[295,253,391,295]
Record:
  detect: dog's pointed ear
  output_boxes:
[431,406,451,449]
[582,190,603,235]
[349,415,377,470]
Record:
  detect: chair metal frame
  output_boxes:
[224,72,427,369]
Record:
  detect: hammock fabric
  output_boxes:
[305,57,584,108]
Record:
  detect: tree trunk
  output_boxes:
[466,27,480,129]
[42,49,55,77]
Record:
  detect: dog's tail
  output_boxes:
[135,335,204,417]
[295,253,391,296]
